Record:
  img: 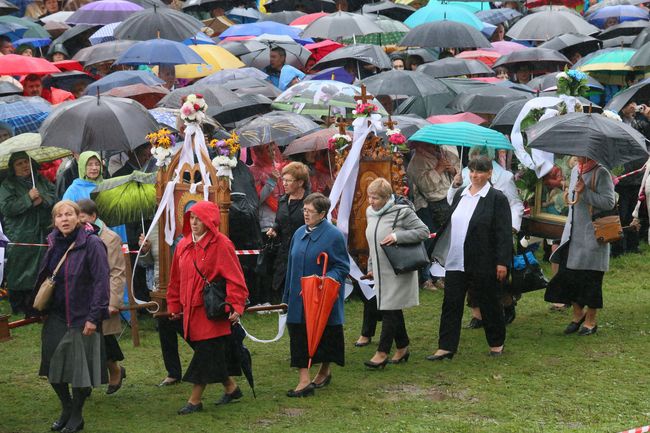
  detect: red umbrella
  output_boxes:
[300,252,341,369]
[103,84,169,109]
[455,49,501,68]
[290,12,328,28]
[427,112,486,125]
[53,60,85,72]
[0,55,61,76]
[304,39,343,70]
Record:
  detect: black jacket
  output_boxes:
[271,193,306,291]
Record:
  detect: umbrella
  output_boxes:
[102,84,169,109]
[605,77,650,112]
[299,252,341,369]
[264,0,336,13]
[128,0,168,8]
[47,24,98,57]
[361,1,415,22]
[258,10,306,25]
[539,33,603,56]
[448,85,532,114]
[0,79,22,96]
[88,21,121,45]
[283,128,350,156]
[597,19,650,39]
[207,94,273,126]
[174,44,244,79]
[230,323,256,398]
[379,114,429,138]
[66,0,143,25]
[405,4,485,29]
[409,123,513,155]
[626,41,650,67]
[289,12,328,29]
[42,70,96,92]
[0,0,18,15]
[0,95,52,134]
[587,5,649,29]
[475,8,522,25]
[490,98,530,133]
[575,47,636,84]
[428,112,486,124]
[12,37,52,48]
[73,39,137,65]
[632,26,650,47]
[312,44,392,72]
[417,57,494,78]
[157,83,264,109]
[360,70,450,97]
[506,10,600,41]
[226,7,261,24]
[114,6,204,41]
[305,67,355,84]
[236,111,320,147]
[220,77,281,99]
[39,11,74,23]
[0,54,61,76]
[85,70,164,94]
[0,21,27,41]
[343,14,409,46]
[399,20,491,49]
[527,71,604,91]
[43,21,71,39]
[0,16,50,39]
[301,11,384,40]
[183,32,215,46]
[490,40,529,56]
[114,38,206,65]
[492,47,571,69]
[90,170,157,226]
[195,67,268,85]
[602,35,637,47]
[454,49,501,68]
[220,21,311,44]
[526,112,648,169]
[39,95,160,153]
[241,34,312,68]
[0,133,71,171]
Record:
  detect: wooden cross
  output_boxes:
[354,84,374,105]
[383,115,398,130]
[335,117,350,135]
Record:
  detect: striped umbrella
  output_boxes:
[0,95,52,135]
[576,47,637,84]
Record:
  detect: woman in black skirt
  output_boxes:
[31,200,110,433]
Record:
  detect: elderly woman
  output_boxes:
[62,151,103,202]
[363,178,429,368]
[167,201,249,415]
[0,152,56,314]
[283,193,350,397]
[32,200,110,433]
[545,157,616,336]
[428,156,512,360]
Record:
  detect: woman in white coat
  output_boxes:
[363,178,430,368]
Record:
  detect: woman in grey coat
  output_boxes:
[363,178,430,368]
[545,157,616,336]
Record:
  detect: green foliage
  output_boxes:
[520,108,546,132]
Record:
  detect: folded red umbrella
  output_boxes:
[0,55,61,76]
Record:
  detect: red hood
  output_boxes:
[182,201,221,239]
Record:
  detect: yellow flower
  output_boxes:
[158,136,171,149]
[208,139,218,148]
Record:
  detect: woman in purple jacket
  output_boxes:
[31,200,110,433]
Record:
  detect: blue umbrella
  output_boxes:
[183,32,216,45]
[405,4,485,30]
[409,122,513,150]
[305,67,355,84]
[219,21,312,44]
[587,5,649,29]
[13,37,51,48]
[84,70,164,95]
[226,7,261,24]
[0,21,26,41]
[0,95,52,135]
[114,39,206,65]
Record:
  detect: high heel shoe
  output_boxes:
[286,384,315,398]
[363,358,389,369]
[354,338,371,347]
[389,351,410,364]
[425,352,454,361]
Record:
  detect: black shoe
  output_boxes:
[60,420,84,433]
[504,305,516,325]
[215,387,243,405]
[578,325,598,336]
[354,338,371,347]
[51,418,69,432]
[467,318,484,329]
[425,352,454,361]
[287,384,315,398]
[158,378,180,387]
[563,316,586,335]
[363,358,389,369]
[106,367,126,395]
[489,348,504,357]
[389,351,410,364]
[177,402,203,415]
[311,374,332,389]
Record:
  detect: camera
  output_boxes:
[636,104,646,113]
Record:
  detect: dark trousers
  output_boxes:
[416,200,449,282]
[612,185,640,255]
[157,317,184,380]
[8,290,30,314]
[438,271,506,352]
[377,310,409,353]
[360,289,382,338]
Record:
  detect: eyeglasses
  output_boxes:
[282,177,295,184]
[302,208,321,215]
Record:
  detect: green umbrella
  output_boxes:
[0,133,71,186]
[0,16,50,39]
[576,47,637,85]
[342,15,409,46]
[410,122,513,158]
[90,170,156,228]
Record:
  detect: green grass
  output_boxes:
[1,247,650,433]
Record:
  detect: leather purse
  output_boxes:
[33,242,75,311]
[380,208,430,275]
[588,168,623,244]
[193,260,232,320]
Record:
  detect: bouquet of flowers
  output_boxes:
[385,127,407,150]
[145,127,176,168]
[327,133,352,153]
[556,68,590,98]
[352,101,378,117]
[210,132,240,178]
[180,93,207,124]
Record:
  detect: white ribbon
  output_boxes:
[240,313,288,343]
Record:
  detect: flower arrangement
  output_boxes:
[386,128,406,147]
[145,127,176,168]
[180,93,207,124]
[556,68,590,98]
[327,133,352,153]
[210,132,240,178]
[352,101,378,117]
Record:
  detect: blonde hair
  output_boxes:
[367,177,392,200]
[51,200,81,226]
[282,161,310,188]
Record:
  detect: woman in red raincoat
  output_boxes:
[167,201,249,415]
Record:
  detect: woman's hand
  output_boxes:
[380,234,397,246]
[139,233,151,254]
[82,321,97,336]
[452,173,463,188]
[228,311,240,323]
[360,271,373,280]
[108,306,119,316]
[266,227,277,238]
[496,265,507,282]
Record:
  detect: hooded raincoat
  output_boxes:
[62,151,103,202]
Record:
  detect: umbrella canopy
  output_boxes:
[42,70,96,92]
[102,83,169,109]
[360,70,450,96]
[220,77,281,99]
[0,95,52,135]
[174,44,244,79]
[449,85,532,114]
[475,8,522,25]
[506,10,600,41]
[229,323,256,398]
[305,67,355,84]
[299,252,341,369]
[220,21,311,44]
[597,19,650,39]
[264,0,336,13]
[157,82,266,110]
[455,49,501,68]
[0,133,71,170]
[490,98,529,133]
[343,14,409,46]
[73,39,137,65]
[236,111,320,147]
[48,24,98,57]
[417,57,494,78]
[0,54,61,75]
[409,122,514,149]
[526,112,648,169]
[575,47,636,84]
[602,35,637,47]
[0,21,27,41]
[632,26,650,47]
[0,79,22,96]
[66,0,143,25]
[379,114,430,138]
[528,71,604,91]
[605,77,650,112]
[283,128,350,156]
[361,1,415,21]
[0,16,50,39]
[492,47,571,69]
[90,170,156,226]
[289,12,328,28]
[114,38,206,65]
[587,5,649,29]
[40,96,160,152]
[195,67,268,85]
[226,7,261,24]
[43,21,72,39]
[405,4,485,29]
[539,33,603,56]
[114,6,204,41]
[85,70,164,94]
[301,11,384,40]
[312,44,392,71]
[0,0,18,15]
[490,40,529,55]
[88,21,121,45]
[399,20,491,49]
[427,112,486,124]
[244,34,312,68]
[626,41,650,67]
[258,10,306,25]
[12,36,52,48]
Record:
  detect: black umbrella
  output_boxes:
[85,70,164,94]
[301,11,384,40]
[439,77,492,95]
[417,57,494,78]
[127,0,168,8]
[506,10,599,41]
[47,24,98,57]
[632,26,650,48]
[527,72,604,92]
[258,10,305,25]
[114,6,204,41]
[264,0,336,13]
[490,99,529,133]
[0,0,18,15]
[360,70,450,96]
[605,77,650,112]
[399,20,491,49]
[39,95,159,153]
[379,114,429,138]
[230,323,256,398]
[539,33,602,56]
[241,35,312,69]
[597,19,650,39]
[312,43,392,71]
[360,1,415,22]
[602,35,636,47]
[73,39,138,66]
[626,40,650,67]
[236,111,320,147]
[219,77,281,99]
[449,85,532,114]
[182,0,230,12]
[526,112,648,169]
[493,47,571,69]
[157,83,267,109]
[209,94,272,127]
[42,71,96,92]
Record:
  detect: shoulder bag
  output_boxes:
[588,168,623,244]
[380,208,430,275]
[193,260,232,320]
[33,242,75,311]
[510,251,548,295]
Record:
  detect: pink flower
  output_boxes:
[181,105,192,116]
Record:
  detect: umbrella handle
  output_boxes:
[317,252,329,279]
[563,188,580,206]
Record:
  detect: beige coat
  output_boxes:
[100,225,126,336]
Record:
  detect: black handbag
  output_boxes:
[380,208,430,275]
[255,239,280,275]
[510,251,548,294]
[193,260,232,320]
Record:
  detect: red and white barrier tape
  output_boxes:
[619,426,650,433]
[613,165,646,185]
[8,242,261,256]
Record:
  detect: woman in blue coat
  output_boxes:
[283,193,350,398]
